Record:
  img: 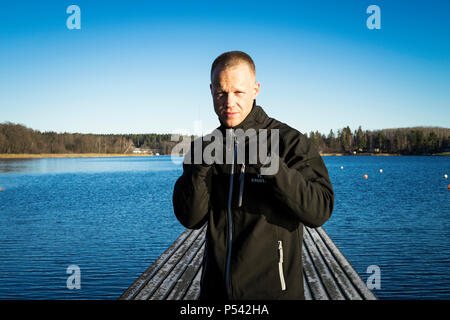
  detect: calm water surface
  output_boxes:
[0,155,449,299]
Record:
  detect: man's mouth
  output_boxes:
[224,112,239,118]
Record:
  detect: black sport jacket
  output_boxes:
[173,102,334,300]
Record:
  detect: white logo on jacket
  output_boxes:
[251,174,266,183]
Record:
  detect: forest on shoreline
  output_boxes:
[1,122,449,156]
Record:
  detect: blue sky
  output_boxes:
[0,0,449,135]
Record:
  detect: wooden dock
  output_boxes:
[119,225,377,300]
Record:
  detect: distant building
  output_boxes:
[132,148,151,154]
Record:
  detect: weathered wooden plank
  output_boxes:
[303,272,312,300]
[301,240,329,299]
[167,245,205,300]
[315,227,377,300]
[303,227,345,300]
[119,227,194,300]
[133,226,205,300]
[120,224,377,300]
[150,233,205,300]
[183,266,203,300]
[308,227,362,300]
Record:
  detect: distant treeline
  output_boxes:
[0,122,449,155]
[0,122,183,155]
[308,126,450,155]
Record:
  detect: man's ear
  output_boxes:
[210,83,214,96]
[253,81,261,99]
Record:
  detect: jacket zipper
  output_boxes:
[238,163,245,207]
[225,130,237,299]
[278,240,287,291]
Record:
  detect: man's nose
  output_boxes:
[226,93,236,108]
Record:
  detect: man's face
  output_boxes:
[210,63,260,128]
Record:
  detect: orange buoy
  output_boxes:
[364,174,368,179]
[448,185,450,190]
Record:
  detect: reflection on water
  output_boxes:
[0,158,35,173]
[0,156,178,175]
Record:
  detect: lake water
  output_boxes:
[0,155,449,300]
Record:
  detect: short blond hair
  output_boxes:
[210,51,255,80]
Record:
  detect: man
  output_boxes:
[173,51,334,300]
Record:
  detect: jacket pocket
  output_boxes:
[277,240,287,291]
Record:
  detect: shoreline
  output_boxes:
[0,153,156,159]
[320,152,449,156]
[320,153,402,156]
[0,152,447,159]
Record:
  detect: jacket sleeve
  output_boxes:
[269,132,334,228]
[172,143,212,229]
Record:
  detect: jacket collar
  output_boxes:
[217,100,268,134]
